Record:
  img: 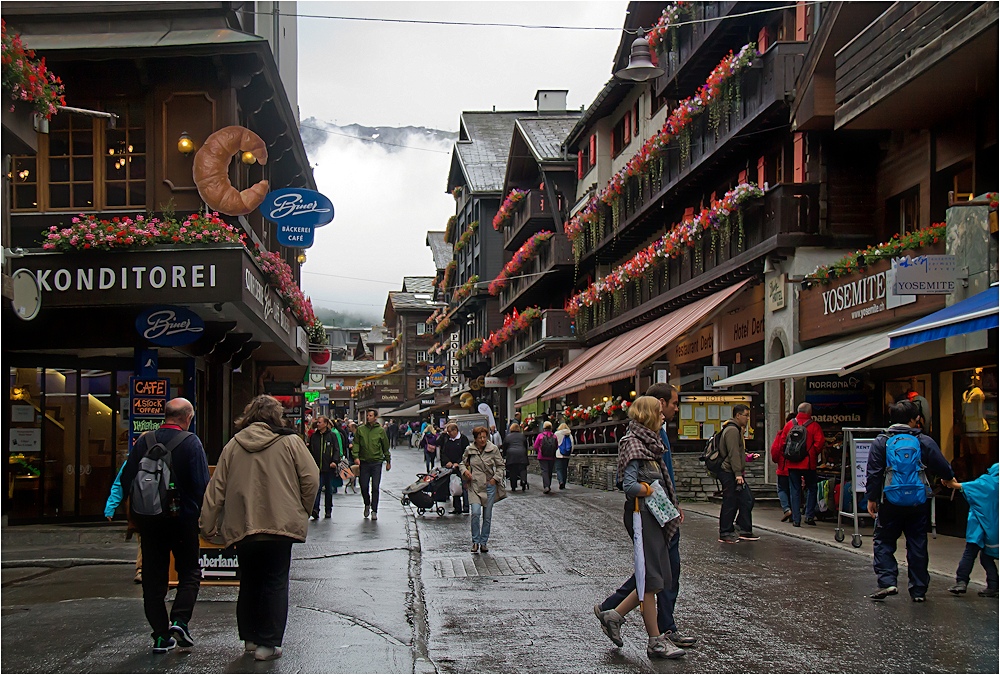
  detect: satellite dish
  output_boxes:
[10,269,41,321]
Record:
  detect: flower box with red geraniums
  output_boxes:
[492,189,528,231]
[487,232,554,296]
[2,20,65,119]
[480,307,542,356]
[453,220,479,253]
[452,275,479,304]
[809,224,947,285]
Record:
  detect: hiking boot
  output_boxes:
[664,630,697,647]
[718,533,740,544]
[647,635,685,659]
[471,543,479,553]
[152,636,176,654]
[169,621,194,649]
[978,588,998,598]
[479,544,489,553]
[254,646,282,661]
[870,586,898,600]
[593,605,624,648]
[804,518,817,526]
[948,581,968,595]
[364,506,370,519]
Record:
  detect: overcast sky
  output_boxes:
[295,1,628,321]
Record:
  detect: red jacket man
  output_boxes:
[771,403,825,526]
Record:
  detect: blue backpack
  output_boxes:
[882,432,929,507]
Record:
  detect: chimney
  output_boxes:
[535,90,568,113]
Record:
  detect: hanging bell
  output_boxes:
[615,29,665,82]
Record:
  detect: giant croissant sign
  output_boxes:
[260,188,335,248]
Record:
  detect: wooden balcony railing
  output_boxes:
[503,189,559,252]
[579,42,807,266]
[498,233,574,312]
[654,1,743,97]
[576,183,820,339]
[490,309,577,370]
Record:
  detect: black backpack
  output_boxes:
[539,433,559,459]
[782,419,812,463]
[130,431,191,517]
[699,422,735,475]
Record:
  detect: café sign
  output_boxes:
[136,306,205,346]
[261,188,335,248]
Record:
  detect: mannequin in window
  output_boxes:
[963,372,988,433]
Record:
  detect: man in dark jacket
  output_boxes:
[309,416,344,519]
[118,397,209,654]
[718,404,756,544]
[866,400,954,602]
[771,402,826,527]
[439,422,470,514]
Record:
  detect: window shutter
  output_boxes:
[633,100,640,135]
[757,156,767,189]
[793,133,805,183]
[609,129,616,158]
[577,152,584,178]
[589,135,597,166]
[624,112,631,145]
[739,169,748,184]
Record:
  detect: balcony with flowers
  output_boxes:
[492,231,575,314]
[489,308,577,375]
[566,40,807,268]
[497,188,559,252]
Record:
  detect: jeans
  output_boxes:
[873,501,930,596]
[424,453,435,475]
[776,475,791,514]
[601,530,681,633]
[470,484,497,545]
[235,538,293,648]
[359,461,383,513]
[555,457,570,487]
[312,471,335,516]
[138,516,202,639]
[788,469,818,524]
[956,542,998,589]
[539,459,555,489]
[718,471,754,535]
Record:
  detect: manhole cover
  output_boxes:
[432,555,543,578]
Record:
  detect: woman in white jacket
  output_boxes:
[554,423,574,490]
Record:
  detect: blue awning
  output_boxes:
[888,286,998,349]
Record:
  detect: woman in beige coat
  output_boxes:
[201,395,319,661]
[462,426,505,553]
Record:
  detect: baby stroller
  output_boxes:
[400,467,453,516]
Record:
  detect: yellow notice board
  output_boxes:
[678,394,753,440]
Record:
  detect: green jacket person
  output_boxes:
[351,410,391,520]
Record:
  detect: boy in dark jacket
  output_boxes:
[439,423,470,514]
[309,416,344,519]
[866,400,954,602]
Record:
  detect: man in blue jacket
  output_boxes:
[866,400,954,602]
[595,383,696,650]
[118,398,210,653]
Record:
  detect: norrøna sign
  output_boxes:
[260,188,335,248]
[135,306,205,346]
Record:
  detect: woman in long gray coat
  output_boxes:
[502,423,530,491]
[462,426,505,554]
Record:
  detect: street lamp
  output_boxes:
[614,29,664,82]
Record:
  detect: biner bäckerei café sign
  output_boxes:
[260,188,335,248]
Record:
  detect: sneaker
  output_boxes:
[948,581,968,595]
[310,514,319,521]
[134,570,142,584]
[792,521,801,527]
[559,484,566,490]
[449,509,462,515]
[371,511,378,521]
[543,487,551,494]
[780,511,792,522]
[244,641,257,652]
[738,532,760,541]
[804,518,817,526]
[169,621,194,649]
[364,506,371,519]
[977,588,998,598]
[593,605,624,648]
[254,646,283,661]
[152,636,176,653]
[324,513,332,519]
[718,533,740,544]
[664,630,697,647]
[870,586,898,600]
[647,635,685,659]
[479,544,489,553]
[911,595,926,603]
[471,543,479,553]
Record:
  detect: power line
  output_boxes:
[308,296,386,308]
[302,270,403,286]
[300,123,452,155]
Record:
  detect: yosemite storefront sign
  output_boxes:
[799,251,946,342]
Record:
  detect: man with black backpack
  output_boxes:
[865,400,954,602]
[771,402,825,527]
[717,404,756,544]
[118,397,210,653]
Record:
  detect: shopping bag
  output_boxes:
[449,473,464,497]
[645,479,680,527]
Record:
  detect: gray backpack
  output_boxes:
[130,431,191,517]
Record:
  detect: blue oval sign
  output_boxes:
[136,306,206,346]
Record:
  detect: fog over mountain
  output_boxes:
[297,118,458,316]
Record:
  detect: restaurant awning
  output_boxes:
[888,285,998,349]
[538,280,752,402]
[712,327,903,388]
[513,368,559,406]
[382,403,421,417]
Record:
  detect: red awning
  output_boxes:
[512,345,606,406]
[540,280,752,401]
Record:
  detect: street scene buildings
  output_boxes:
[2,1,998,673]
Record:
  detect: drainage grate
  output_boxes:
[432,555,543,578]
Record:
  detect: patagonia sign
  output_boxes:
[136,306,205,346]
[260,188,335,248]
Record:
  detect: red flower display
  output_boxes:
[488,231,554,295]
[2,20,65,118]
[480,307,542,356]
[492,188,528,230]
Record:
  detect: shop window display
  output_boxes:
[951,367,998,480]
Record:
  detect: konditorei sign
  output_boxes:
[260,188,334,248]
[799,247,946,342]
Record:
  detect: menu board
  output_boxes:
[129,378,169,448]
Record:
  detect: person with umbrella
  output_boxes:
[595,396,685,659]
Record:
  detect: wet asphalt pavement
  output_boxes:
[2,446,997,673]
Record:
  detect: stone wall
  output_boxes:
[527,453,769,501]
